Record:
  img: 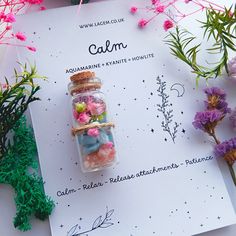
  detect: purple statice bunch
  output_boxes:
[193,86,236,183]
[204,87,231,115]
[193,87,229,138]
[215,137,236,165]
[193,110,223,134]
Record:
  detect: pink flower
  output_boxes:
[73,109,79,120]
[25,0,43,4]
[27,46,37,52]
[87,128,100,137]
[163,19,174,31]
[155,5,165,13]
[77,112,90,124]
[138,19,148,28]
[15,32,26,41]
[130,6,138,14]
[87,101,106,115]
[0,83,8,89]
[6,25,12,30]
[4,13,16,23]
[40,6,47,11]
[0,12,6,20]
[152,0,160,5]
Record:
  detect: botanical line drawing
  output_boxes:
[67,207,114,236]
[156,77,180,143]
[170,83,185,97]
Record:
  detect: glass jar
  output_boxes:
[68,71,116,172]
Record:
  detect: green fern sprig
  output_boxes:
[0,63,45,156]
[165,6,236,84]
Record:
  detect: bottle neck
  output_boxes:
[69,81,101,96]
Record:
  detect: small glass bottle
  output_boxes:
[68,71,116,172]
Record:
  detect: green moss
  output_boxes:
[0,64,54,231]
[0,117,54,231]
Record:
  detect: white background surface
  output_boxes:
[0,0,236,236]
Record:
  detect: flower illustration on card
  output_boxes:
[67,207,114,236]
[156,76,180,143]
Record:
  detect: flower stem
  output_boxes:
[209,130,220,144]
[227,162,236,186]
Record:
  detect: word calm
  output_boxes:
[57,188,76,197]
[88,40,127,55]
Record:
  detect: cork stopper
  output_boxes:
[68,71,101,95]
[70,71,95,83]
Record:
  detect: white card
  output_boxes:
[14,0,236,235]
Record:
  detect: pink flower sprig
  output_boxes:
[0,0,45,52]
[130,0,226,30]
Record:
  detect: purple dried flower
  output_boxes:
[227,57,236,80]
[215,138,236,156]
[229,107,236,130]
[204,87,231,114]
[215,137,236,165]
[192,109,223,132]
[204,87,226,100]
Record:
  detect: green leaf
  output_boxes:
[165,6,236,83]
